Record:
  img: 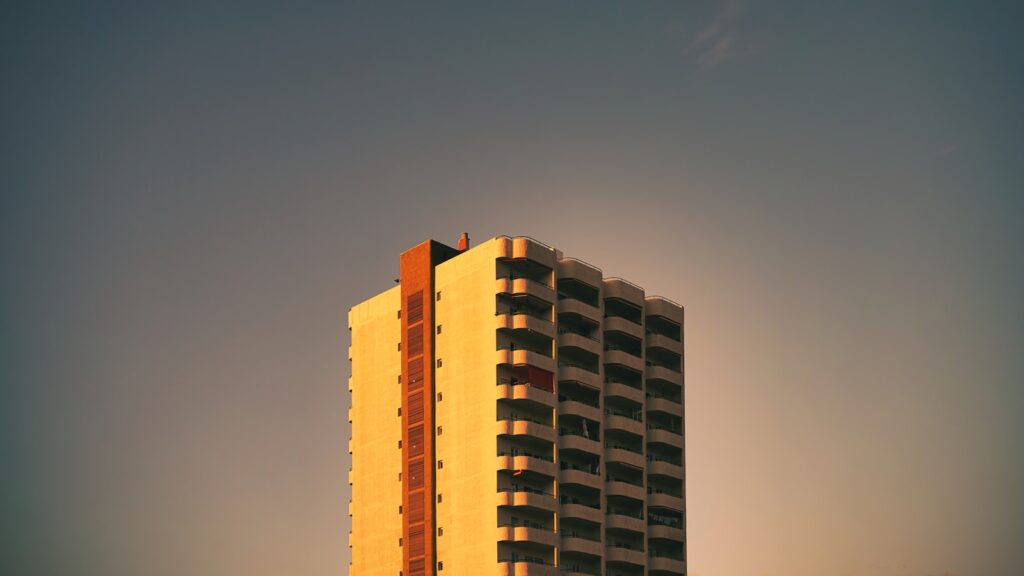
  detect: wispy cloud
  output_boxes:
[691,0,744,69]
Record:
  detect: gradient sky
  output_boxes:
[2,2,1022,575]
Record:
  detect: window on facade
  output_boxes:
[436,291,441,301]
[436,359,442,368]
[436,325,442,334]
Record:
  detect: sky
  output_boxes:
[2,1,1022,575]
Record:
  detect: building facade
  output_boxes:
[348,235,686,576]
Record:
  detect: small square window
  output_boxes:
[437,493,442,503]
[436,359,443,368]
[398,440,402,449]
[398,472,402,481]
[397,310,401,319]
[437,392,442,402]
[436,291,441,301]
[436,325,442,334]
[398,537,402,547]
[437,460,443,469]
[437,426,442,435]
[437,527,443,536]
[397,407,402,417]
[437,561,443,571]
[397,342,401,351]
[398,505,403,514]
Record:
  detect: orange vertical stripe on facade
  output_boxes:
[399,240,457,576]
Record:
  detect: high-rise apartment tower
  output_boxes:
[348,235,686,576]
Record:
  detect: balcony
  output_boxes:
[649,556,686,575]
[646,365,683,386]
[497,419,556,443]
[605,349,644,373]
[648,523,685,542]
[604,315,643,340]
[560,468,602,491]
[606,480,645,501]
[605,447,645,469]
[497,277,556,305]
[560,535,603,557]
[496,313,556,339]
[647,459,683,480]
[497,349,556,373]
[559,434,602,457]
[605,512,645,534]
[647,428,684,449]
[497,560,557,576]
[497,525,558,548]
[496,490,558,513]
[497,383,556,409]
[558,331,601,356]
[646,396,683,418]
[557,257,603,289]
[605,546,646,567]
[496,236,557,269]
[646,332,682,356]
[648,492,685,512]
[559,365,601,388]
[558,298,601,325]
[497,454,556,478]
[603,278,645,306]
[560,502,602,524]
[559,399,602,422]
[644,296,683,325]
[605,414,644,436]
[605,381,643,405]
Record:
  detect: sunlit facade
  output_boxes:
[348,235,686,576]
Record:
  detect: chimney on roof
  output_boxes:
[457,232,470,251]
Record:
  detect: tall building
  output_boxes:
[348,235,686,576]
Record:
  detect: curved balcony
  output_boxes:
[648,492,685,512]
[560,535,603,557]
[606,480,645,501]
[646,396,684,418]
[605,349,644,373]
[496,490,558,513]
[497,560,557,576]
[647,428,684,449]
[559,434,602,456]
[606,447,645,469]
[606,414,644,436]
[558,332,601,356]
[558,365,601,389]
[497,525,558,548]
[649,556,686,574]
[604,315,643,340]
[605,512,645,534]
[497,419,556,443]
[560,468,602,490]
[605,381,643,405]
[558,298,601,325]
[497,454,556,478]
[648,523,685,542]
[648,459,684,480]
[497,383,556,408]
[496,313,556,339]
[605,546,646,567]
[559,399,602,422]
[497,349,555,373]
[496,236,556,269]
[497,277,556,305]
[560,502,602,524]
[646,365,683,386]
[557,258,603,290]
[603,278,645,306]
[644,296,683,325]
[646,332,682,356]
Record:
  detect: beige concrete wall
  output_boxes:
[433,238,500,574]
[348,286,402,576]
